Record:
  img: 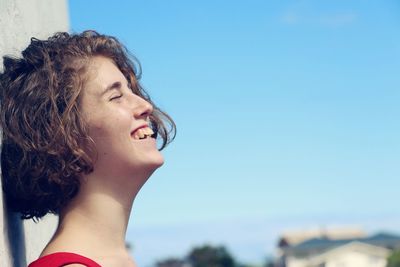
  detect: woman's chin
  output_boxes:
[152,155,165,169]
[142,152,165,171]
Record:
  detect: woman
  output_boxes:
[0,31,175,267]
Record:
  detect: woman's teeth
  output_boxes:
[133,127,154,140]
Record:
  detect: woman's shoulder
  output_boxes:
[28,252,102,267]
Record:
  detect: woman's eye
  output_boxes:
[110,94,123,101]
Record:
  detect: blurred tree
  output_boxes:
[125,242,132,251]
[187,244,236,267]
[155,258,187,267]
[388,250,400,267]
[263,257,275,267]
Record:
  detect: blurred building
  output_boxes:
[277,227,367,248]
[276,228,400,267]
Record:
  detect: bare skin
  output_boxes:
[41,171,140,267]
[40,57,164,267]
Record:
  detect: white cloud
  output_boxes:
[281,11,301,25]
[318,12,357,27]
[280,7,358,27]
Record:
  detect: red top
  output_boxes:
[28,252,102,267]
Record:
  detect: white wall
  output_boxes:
[285,249,388,267]
[285,256,312,267]
[325,251,387,267]
[0,0,69,266]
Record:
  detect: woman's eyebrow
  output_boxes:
[101,81,122,96]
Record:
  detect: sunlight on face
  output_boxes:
[80,56,164,178]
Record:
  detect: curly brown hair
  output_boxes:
[0,31,175,220]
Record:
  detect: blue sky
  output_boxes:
[69,0,400,265]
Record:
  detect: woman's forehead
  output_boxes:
[84,56,127,96]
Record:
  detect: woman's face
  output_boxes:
[79,56,164,177]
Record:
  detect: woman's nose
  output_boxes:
[133,95,153,118]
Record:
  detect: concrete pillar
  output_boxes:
[0,0,69,266]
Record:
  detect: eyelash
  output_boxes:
[110,94,123,101]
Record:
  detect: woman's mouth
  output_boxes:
[132,126,154,140]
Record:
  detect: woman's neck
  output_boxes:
[58,191,132,251]
[42,170,147,264]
